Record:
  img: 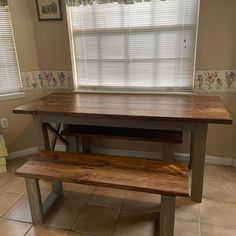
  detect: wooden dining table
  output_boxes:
[13,92,233,202]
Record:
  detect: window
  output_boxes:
[0,1,22,97]
[67,0,199,92]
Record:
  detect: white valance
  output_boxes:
[67,0,151,6]
[0,0,7,6]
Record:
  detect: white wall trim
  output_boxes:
[6,145,236,168]
[6,147,38,160]
[233,159,236,168]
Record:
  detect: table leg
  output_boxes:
[33,115,63,196]
[33,115,50,150]
[159,195,176,236]
[189,131,194,170]
[191,123,208,202]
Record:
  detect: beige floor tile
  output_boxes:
[0,218,31,236]
[174,219,200,236]
[3,157,236,236]
[0,173,14,187]
[5,188,51,223]
[175,197,200,222]
[200,199,236,228]
[4,196,32,223]
[0,176,26,194]
[227,167,236,182]
[122,191,161,213]
[203,180,236,202]
[0,192,22,217]
[26,225,68,236]
[231,182,236,192]
[204,165,229,182]
[43,191,85,230]
[63,183,95,203]
[73,205,119,236]
[39,180,52,190]
[112,210,157,236]
[88,187,127,209]
[201,223,236,236]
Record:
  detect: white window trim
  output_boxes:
[0,92,25,101]
[66,0,201,94]
[0,3,23,99]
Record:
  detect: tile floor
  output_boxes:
[0,156,236,236]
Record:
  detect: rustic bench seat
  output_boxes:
[16,151,188,236]
[61,125,183,162]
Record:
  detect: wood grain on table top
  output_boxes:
[13,92,233,124]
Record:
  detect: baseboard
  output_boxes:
[6,144,236,168]
[6,145,65,160]
[91,146,164,160]
[6,147,38,160]
[204,155,234,167]
[233,159,236,168]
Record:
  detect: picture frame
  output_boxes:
[36,0,62,21]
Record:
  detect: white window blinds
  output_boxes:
[68,0,199,91]
[0,3,22,97]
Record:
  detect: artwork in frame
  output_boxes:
[36,0,62,21]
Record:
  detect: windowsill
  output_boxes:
[75,87,194,95]
[0,92,25,101]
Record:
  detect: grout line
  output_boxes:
[2,217,31,225]
[2,217,32,225]
[198,221,202,236]
[86,185,97,203]
[110,207,122,236]
[198,199,202,236]
[1,193,25,219]
[24,224,33,236]
[70,202,87,232]
[110,190,129,236]
[119,189,129,212]
[69,185,97,231]
[199,222,236,230]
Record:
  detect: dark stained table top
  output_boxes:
[13,92,233,124]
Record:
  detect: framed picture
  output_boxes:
[36,0,62,21]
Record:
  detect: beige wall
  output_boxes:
[196,0,236,70]
[0,0,71,153]
[0,92,50,152]
[194,0,236,159]
[9,0,40,71]
[0,0,236,160]
[27,0,71,71]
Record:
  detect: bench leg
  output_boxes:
[25,178,63,224]
[159,195,176,236]
[163,143,174,162]
[25,178,44,224]
[52,181,63,197]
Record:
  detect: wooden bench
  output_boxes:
[16,151,189,236]
[61,125,183,162]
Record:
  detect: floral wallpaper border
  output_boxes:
[21,69,236,93]
[21,71,73,91]
[194,70,236,93]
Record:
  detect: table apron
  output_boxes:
[40,114,196,131]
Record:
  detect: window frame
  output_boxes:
[66,0,200,94]
[0,3,23,100]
